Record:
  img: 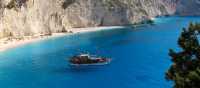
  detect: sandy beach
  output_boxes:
[0,33,68,52]
[70,26,126,33]
[0,26,125,52]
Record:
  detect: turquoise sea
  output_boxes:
[0,17,200,88]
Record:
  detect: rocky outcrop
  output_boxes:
[176,0,200,16]
[0,0,189,38]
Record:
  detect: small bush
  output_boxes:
[6,0,27,10]
[62,0,76,9]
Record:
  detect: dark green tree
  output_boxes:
[166,22,200,88]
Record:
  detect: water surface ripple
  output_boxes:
[0,17,200,88]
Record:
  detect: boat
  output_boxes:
[69,54,111,66]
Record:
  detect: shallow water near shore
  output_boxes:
[0,16,200,88]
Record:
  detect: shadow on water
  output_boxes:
[53,65,110,74]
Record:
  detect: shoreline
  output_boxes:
[0,26,126,52]
[69,26,126,33]
[0,33,68,52]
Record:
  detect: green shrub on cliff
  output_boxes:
[166,23,200,88]
[62,0,76,9]
[6,0,27,10]
[6,0,16,9]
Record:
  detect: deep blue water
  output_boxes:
[0,17,200,88]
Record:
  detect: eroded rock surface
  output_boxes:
[0,0,199,38]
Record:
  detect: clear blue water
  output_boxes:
[0,17,200,88]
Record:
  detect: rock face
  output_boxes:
[0,0,198,38]
[176,0,200,16]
